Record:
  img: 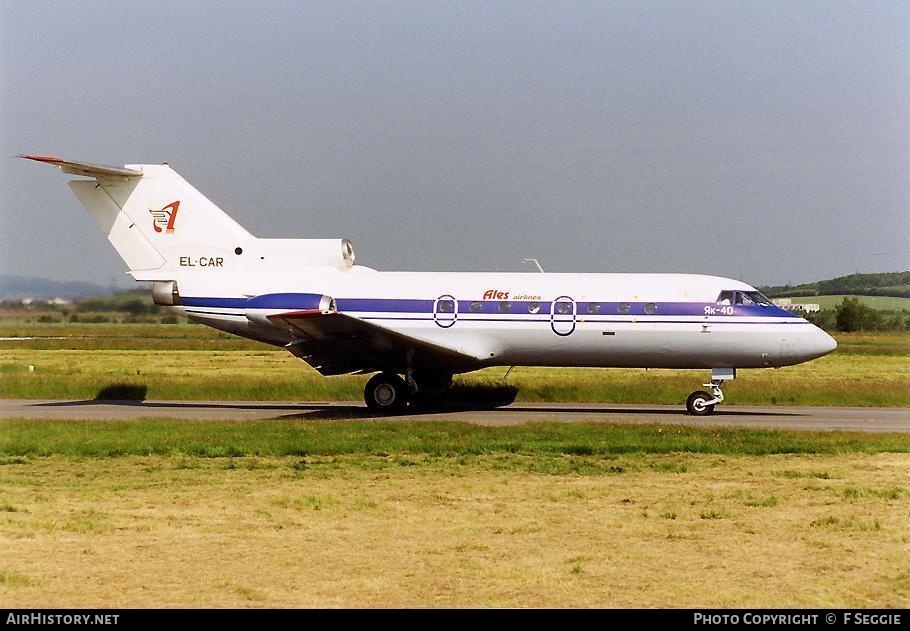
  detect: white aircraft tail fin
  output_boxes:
[21,155,252,280]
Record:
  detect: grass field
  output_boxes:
[4,419,908,457]
[1,323,907,607]
[1,331,908,406]
[1,420,908,607]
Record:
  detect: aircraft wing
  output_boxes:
[268,310,487,376]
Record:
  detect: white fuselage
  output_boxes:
[168,268,836,373]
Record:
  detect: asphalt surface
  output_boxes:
[1,399,907,432]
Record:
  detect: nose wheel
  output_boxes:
[686,390,716,416]
[686,368,735,416]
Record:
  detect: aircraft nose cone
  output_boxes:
[806,327,837,360]
[820,330,837,354]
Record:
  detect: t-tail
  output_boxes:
[20,155,358,298]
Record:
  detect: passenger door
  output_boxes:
[550,296,576,336]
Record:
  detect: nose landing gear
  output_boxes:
[686,368,735,416]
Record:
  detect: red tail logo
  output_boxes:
[150,201,180,233]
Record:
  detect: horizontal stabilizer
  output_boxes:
[20,155,142,179]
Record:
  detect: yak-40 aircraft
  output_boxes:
[25,155,837,415]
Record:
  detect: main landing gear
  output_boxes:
[363,370,453,413]
[686,368,736,416]
[366,367,738,416]
[364,372,409,413]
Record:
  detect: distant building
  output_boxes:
[773,298,820,313]
[15,296,73,307]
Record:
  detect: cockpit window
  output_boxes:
[716,290,773,307]
[745,291,774,307]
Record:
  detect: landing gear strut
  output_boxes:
[686,368,735,416]
[412,370,453,410]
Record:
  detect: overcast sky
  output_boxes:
[1,0,907,289]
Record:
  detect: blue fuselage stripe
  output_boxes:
[181,296,796,319]
[358,316,803,325]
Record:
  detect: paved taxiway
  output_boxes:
[1,400,907,432]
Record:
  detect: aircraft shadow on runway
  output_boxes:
[33,399,804,419]
[270,405,804,421]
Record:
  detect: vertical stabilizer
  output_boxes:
[21,156,254,280]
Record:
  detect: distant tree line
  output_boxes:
[76,297,162,315]
[3,288,179,325]
[806,297,908,332]
[763,271,910,299]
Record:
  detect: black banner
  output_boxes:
[0,609,905,625]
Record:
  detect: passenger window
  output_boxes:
[470,301,483,313]
[498,302,512,313]
[556,302,572,315]
[437,300,455,313]
[528,302,540,314]
[644,303,657,315]
[617,302,630,314]
[586,302,600,314]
